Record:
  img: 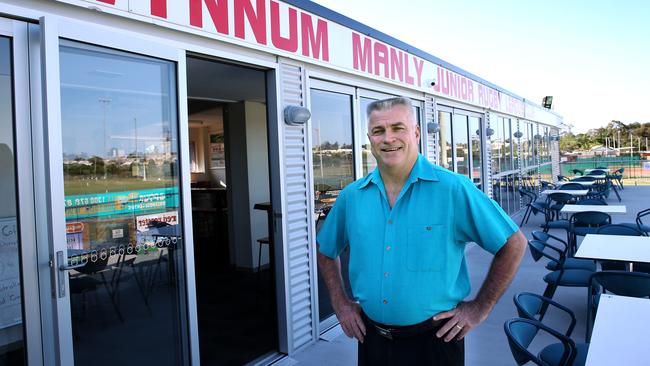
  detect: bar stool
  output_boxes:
[257,236,270,273]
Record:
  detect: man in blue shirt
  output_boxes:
[317,97,526,365]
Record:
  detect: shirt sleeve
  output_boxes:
[316,189,349,259]
[454,176,519,254]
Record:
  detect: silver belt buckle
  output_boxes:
[375,325,393,340]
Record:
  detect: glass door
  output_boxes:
[0,23,25,366]
[309,83,355,330]
[38,17,197,365]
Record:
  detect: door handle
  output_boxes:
[54,250,87,298]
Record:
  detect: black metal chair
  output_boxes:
[569,211,611,254]
[512,292,589,366]
[586,271,650,341]
[518,188,547,226]
[514,292,578,338]
[575,198,606,206]
[611,167,624,189]
[560,183,585,191]
[621,208,650,236]
[504,318,585,366]
[531,231,596,272]
[571,169,583,176]
[527,239,594,314]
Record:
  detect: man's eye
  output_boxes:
[371,129,384,135]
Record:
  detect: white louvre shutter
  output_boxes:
[279,62,316,352]
[484,111,494,199]
[424,95,438,164]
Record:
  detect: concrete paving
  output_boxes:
[290,185,649,365]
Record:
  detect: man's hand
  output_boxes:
[317,249,367,343]
[433,300,488,342]
[333,297,366,343]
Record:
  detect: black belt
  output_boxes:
[362,312,444,340]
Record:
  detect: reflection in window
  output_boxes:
[469,116,482,188]
[359,97,376,175]
[491,117,514,174]
[311,89,354,214]
[453,114,469,177]
[59,43,186,366]
[0,36,26,366]
[438,111,453,171]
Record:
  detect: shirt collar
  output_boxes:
[358,154,439,190]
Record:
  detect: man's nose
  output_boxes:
[383,129,397,142]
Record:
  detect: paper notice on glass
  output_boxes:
[0,217,22,329]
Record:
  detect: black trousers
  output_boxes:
[358,317,464,366]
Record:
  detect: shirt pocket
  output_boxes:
[406,224,446,272]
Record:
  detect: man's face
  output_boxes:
[367,104,420,171]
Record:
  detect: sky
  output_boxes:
[311,0,650,133]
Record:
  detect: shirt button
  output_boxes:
[388,219,393,224]
[383,299,388,304]
[384,272,390,278]
[386,245,391,251]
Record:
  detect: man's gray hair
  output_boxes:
[366,97,415,124]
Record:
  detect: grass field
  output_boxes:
[64,178,177,195]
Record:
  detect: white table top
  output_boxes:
[557,180,596,187]
[541,189,590,196]
[560,205,626,215]
[585,294,650,366]
[575,234,650,263]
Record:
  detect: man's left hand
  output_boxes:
[433,301,488,342]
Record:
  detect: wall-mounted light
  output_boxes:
[542,96,553,109]
[534,134,542,140]
[284,105,311,125]
[427,122,440,134]
[485,128,495,137]
[513,131,523,139]
[551,135,561,141]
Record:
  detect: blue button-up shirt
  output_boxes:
[317,155,518,326]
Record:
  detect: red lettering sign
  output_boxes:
[151,0,167,18]
[270,0,298,52]
[352,33,424,87]
[373,42,389,78]
[235,0,266,45]
[189,0,229,35]
[301,13,329,61]
[353,33,372,72]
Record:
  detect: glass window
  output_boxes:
[503,117,513,171]
[59,42,187,365]
[453,114,469,177]
[359,97,376,175]
[311,89,354,210]
[491,117,504,174]
[438,110,453,171]
[0,36,26,366]
[469,116,482,188]
[311,88,354,322]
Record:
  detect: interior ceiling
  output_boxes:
[187,57,266,104]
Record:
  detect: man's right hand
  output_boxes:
[333,298,366,343]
